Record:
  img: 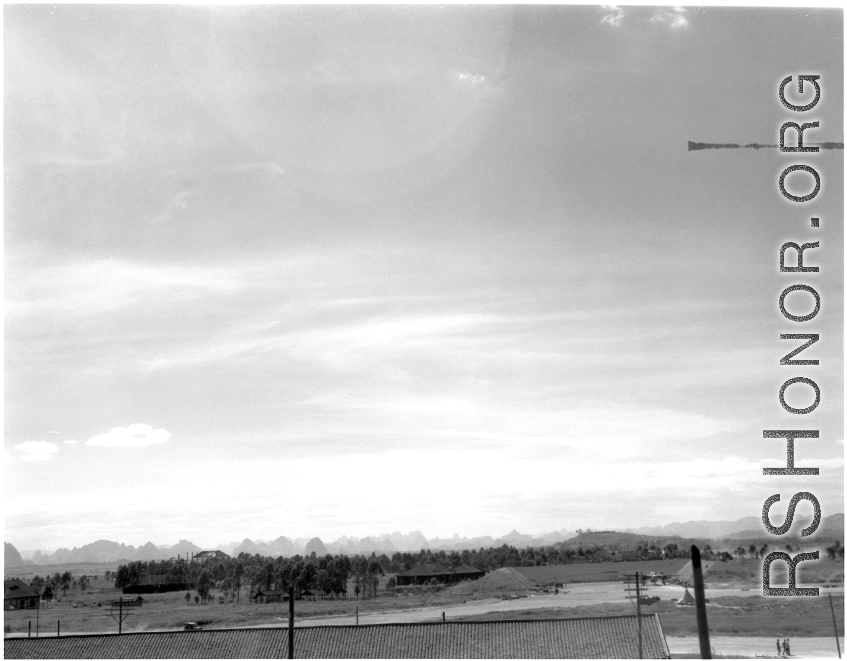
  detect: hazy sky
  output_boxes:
[5,5,843,551]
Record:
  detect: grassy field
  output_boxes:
[706,558,844,588]
[2,579,478,636]
[4,558,842,637]
[5,562,120,582]
[450,594,845,638]
[512,560,688,585]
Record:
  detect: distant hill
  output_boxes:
[14,538,203,565]
[564,530,675,546]
[5,542,24,567]
[720,513,844,541]
[626,517,762,538]
[427,529,576,552]
[231,536,300,558]
[625,513,845,540]
[11,515,842,565]
[305,537,328,556]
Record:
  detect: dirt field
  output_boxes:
[2,580,481,636]
[299,586,844,638]
[5,559,842,640]
[667,636,845,659]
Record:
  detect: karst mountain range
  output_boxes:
[6,513,843,567]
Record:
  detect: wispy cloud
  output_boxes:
[87,424,172,448]
[455,71,486,85]
[601,6,689,30]
[236,161,287,178]
[14,441,60,462]
[600,5,625,27]
[6,253,244,319]
[651,7,689,29]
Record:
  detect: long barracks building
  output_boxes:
[4,615,671,659]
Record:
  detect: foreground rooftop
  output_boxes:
[4,615,670,659]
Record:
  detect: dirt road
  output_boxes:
[666,636,845,658]
[299,583,844,627]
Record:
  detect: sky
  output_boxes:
[5,5,844,551]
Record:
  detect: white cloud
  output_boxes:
[600,5,625,27]
[14,441,60,454]
[456,72,486,85]
[13,441,60,462]
[651,7,688,29]
[87,424,172,448]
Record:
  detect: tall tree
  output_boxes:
[234,562,244,603]
[196,569,213,605]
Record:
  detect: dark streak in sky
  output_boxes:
[688,141,844,151]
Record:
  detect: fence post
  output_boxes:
[288,586,294,660]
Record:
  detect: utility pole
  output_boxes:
[691,545,712,659]
[829,594,841,659]
[634,573,643,660]
[623,573,644,659]
[109,597,135,634]
[288,586,294,660]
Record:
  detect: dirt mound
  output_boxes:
[445,567,534,596]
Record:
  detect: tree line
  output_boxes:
[112,539,701,600]
[113,552,388,601]
[23,535,828,604]
[27,570,96,604]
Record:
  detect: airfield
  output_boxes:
[5,559,844,658]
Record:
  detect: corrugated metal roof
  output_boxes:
[4,579,40,601]
[195,551,231,560]
[4,615,670,659]
[396,564,484,578]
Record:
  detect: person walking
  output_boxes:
[777,639,783,656]
[785,639,791,656]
